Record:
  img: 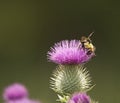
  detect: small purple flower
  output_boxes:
[5,98,40,103]
[3,83,40,103]
[3,83,28,101]
[47,40,94,64]
[68,93,90,103]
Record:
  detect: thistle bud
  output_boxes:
[50,65,92,94]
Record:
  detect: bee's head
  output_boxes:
[81,36,91,43]
[81,36,87,42]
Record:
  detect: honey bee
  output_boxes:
[80,32,96,55]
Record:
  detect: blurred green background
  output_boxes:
[0,1,120,103]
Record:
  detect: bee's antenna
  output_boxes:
[88,32,94,38]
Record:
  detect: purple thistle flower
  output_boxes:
[3,83,40,103]
[3,83,28,101]
[4,98,40,103]
[68,93,90,103]
[47,40,95,64]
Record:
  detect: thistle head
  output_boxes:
[50,65,92,94]
[4,98,40,103]
[3,83,28,101]
[47,40,95,65]
[3,83,40,103]
[68,93,90,103]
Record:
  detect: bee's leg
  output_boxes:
[86,50,92,55]
[77,41,83,49]
[81,42,85,48]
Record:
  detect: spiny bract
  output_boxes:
[50,65,92,94]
